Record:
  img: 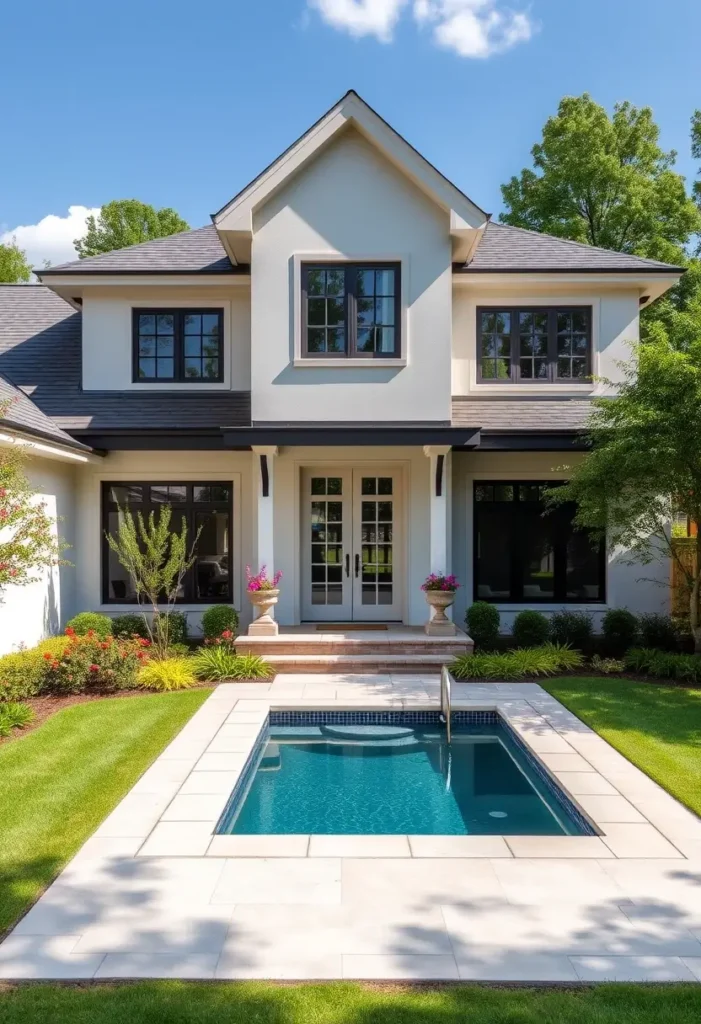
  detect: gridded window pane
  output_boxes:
[194,511,230,599]
[137,313,178,379]
[150,485,187,503]
[519,310,549,380]
[353,267,397,355]
[194,485,230,503]
[304,264,400,358]
[360,478,394,605]
[135,310,222,382]
[108,485,143,505]
[480,310,512,379]
[557,310,590,379]
[106,511,139,601]
[308,479,345,605]
[305,269,348,354]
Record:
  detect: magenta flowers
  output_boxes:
[421,573,459,593]
[246,565,283,592]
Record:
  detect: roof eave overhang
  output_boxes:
[213,91,488,265]
[222,425,481,448]
[0,423,102,462]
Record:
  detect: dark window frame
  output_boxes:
[472,480,606,604]
[132,309,224,383]
[301,262,402,359]
[101,481,233,605]
[476,306,593,384]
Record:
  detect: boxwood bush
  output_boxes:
[512,610,549,648]
[466,602,500,651]
[65,612,113,639]
[602,608,638,657]
[201,605,239,641]
[111,613,150,639]
[638,613,679,652]
[549,610,594,653]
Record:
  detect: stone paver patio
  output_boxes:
[3,674,701,982]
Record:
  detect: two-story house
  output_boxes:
[0,91,684,654]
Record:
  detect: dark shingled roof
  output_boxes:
[452,395,593,432]
[39,225,242,276]
[0,286,251,435]
[0,371,91,451]
[458,221,685,273]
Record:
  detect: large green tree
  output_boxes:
[74,200,189,258]
[546,342,701,650]
[501,94,700,264]
[0,238,31,283]
[692,109,701,214]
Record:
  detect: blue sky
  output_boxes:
[3,0,700,266]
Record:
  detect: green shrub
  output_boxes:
[0,638,65,702]
[591,654,625,675]
[549,611,594,652]
[193,647,272,682]
[624,647,701,683]
[137,658,196,691]
[512,610,549,648]
[43,632,147,695]
[452,643,584,681]
[0,702,34,737]
[466,602,500,650]
[602,609,639,657]
[639,613,679,652]
[162,611,188,645]
[111,613,150,639]
[201,605,239,641]
[65,612,113,639]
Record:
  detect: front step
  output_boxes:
[260,653,462,674]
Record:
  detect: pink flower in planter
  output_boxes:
[246,565,283,592]
[421,573,460,593]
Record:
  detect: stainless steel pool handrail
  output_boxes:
[440,665,452,745]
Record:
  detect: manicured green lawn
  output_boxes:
[1,981,701,1023]
[543,677,701,815]
[0,690,211,936]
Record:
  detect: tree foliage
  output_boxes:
[105,504,200,658]
[500,94,700,263]
[0,238,32,283]
[545,343,701,649]
[74,200,189,258]
[692,109,701,214]
[0,413,67,592]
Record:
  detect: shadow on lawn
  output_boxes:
[546,677,701,747]
[0,855,63,942]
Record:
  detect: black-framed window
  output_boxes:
[477,307,592,383]
[473,481,605,604]
[102,482,233,604]
[132,309,224,382]
[301,263,401,358]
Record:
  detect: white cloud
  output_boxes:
[0,205,100,271]
[415,0,534,58]
[307,0,534,56]
[307,0,408,41]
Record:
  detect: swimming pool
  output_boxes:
[217,711,594,837]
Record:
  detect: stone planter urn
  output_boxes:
[247,588,281,636]
[424,589,457,636]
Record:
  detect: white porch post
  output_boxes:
[250,445,279,635]
[423,445,455,635]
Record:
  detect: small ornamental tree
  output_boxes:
[105,503,200,658]
[0,424,67,593]
[546,340,701,652]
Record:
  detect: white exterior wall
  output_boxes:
[452,284,640,395]
[451,451,670,634]
[250,128,453,423]
[73,450,254,635]
[0,455,77,655]
[81,285,251,391]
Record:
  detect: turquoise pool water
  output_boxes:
[218,719,589,836]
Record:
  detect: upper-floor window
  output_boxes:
[301,263,401,358]
[477,307,592,383]
[132,309,224,382]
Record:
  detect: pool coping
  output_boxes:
[127,684,694,861]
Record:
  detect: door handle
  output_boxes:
[355,554,360,578]
[345,553,350,578]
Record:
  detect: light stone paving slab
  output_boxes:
[4,675,701,981]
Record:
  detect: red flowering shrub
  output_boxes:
[42,630,147,695]
[203,630,236,654]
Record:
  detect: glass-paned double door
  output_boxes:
[301,468,401,621]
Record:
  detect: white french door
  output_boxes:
[301,468,402,622]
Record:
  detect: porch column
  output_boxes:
[250,445,279,635]
[423,445,454,635]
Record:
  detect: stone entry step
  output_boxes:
[256,654,462,674]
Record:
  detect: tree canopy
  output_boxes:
[74,200,189,259]
[500,94,700,264]
[546,341,701,648]
[0,238,32,283]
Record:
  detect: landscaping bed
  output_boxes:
[1,980,701,1022]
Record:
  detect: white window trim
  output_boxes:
[291,252,409,367]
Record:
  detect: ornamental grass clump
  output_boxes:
[452,643,584,681]
[193,641,272,682]
[137,657,196,692]
[624,647,701,683]
[0,701,34,737]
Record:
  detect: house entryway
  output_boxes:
[300,468,402,622]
